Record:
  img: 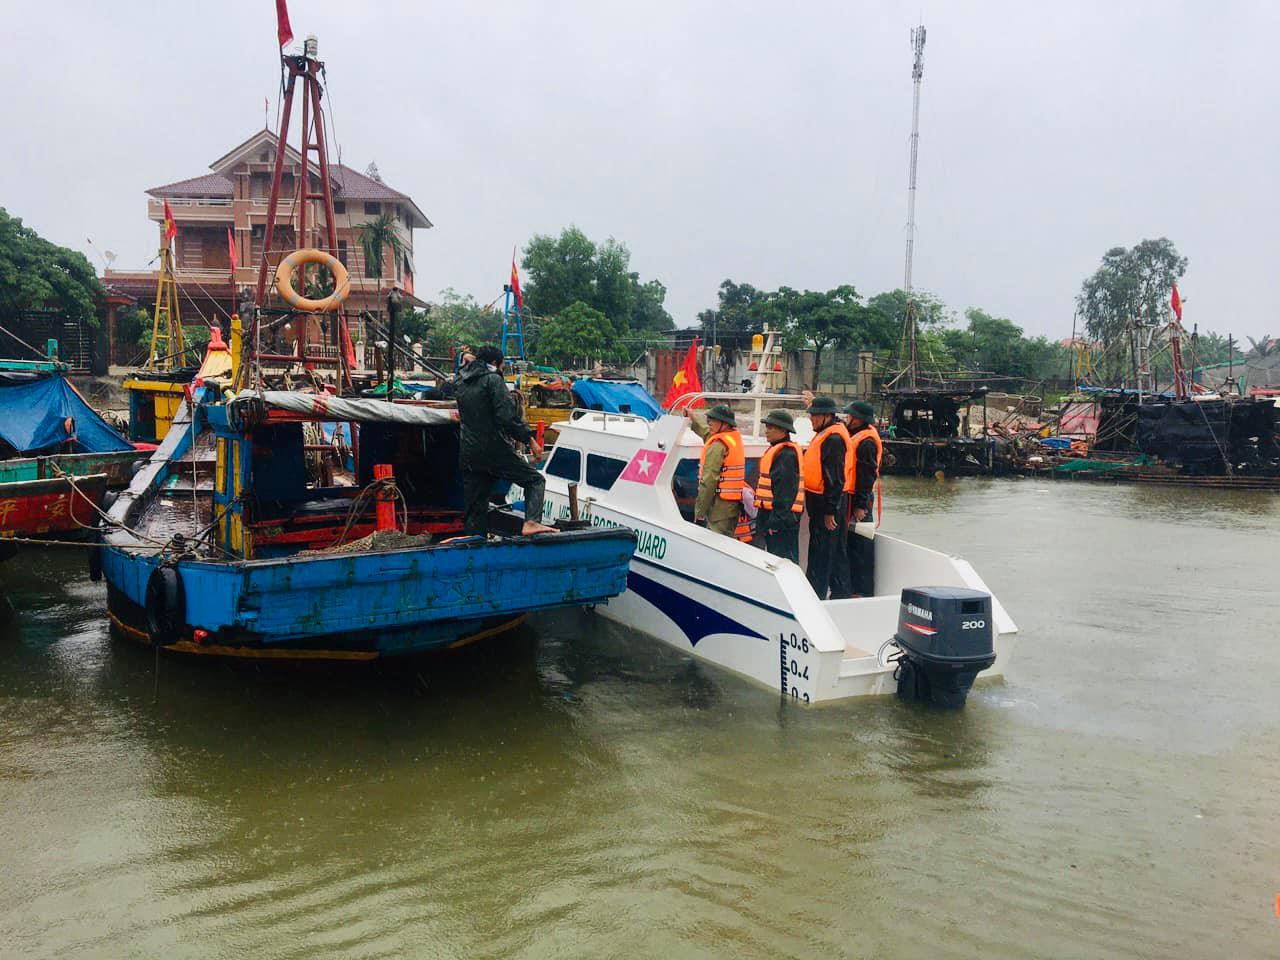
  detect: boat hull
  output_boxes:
[102,528,636,659]
[0,450,144,489]
[0,473,107,544]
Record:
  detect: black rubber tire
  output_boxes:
[144,566,186,645]
[87,544,103,583]
[102,490,119,512]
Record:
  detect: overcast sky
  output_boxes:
[4,1,1278,340]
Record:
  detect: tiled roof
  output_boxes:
[146,173,234,198]
[144,132,430,227]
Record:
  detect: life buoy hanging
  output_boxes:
[274,248,351,313]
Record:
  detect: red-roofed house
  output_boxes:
[103,129,430,363]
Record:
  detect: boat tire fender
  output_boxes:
[145,566,186,646]
[87,540,103,583]
[275,248,350,313]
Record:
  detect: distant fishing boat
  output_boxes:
[0,350,142,558]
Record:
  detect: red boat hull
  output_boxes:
[0,474,107,540]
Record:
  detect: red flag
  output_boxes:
[663,338,704,409]
[276,0,293,49]
[509,253,524,309]
[227,227,238,271]
[1170,284,1183,322]
[162,199,177,243]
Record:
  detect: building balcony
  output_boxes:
[147,197,233,223]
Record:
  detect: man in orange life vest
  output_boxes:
[754,409,803,561]
[684,404,750,540]
[842,399,883,596]
[802,395,852,598]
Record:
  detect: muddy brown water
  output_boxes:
[1,477,1277,959]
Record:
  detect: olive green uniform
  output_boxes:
[689,416,741,537]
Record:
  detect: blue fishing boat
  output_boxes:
[101,381,636,659]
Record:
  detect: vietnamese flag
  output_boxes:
[509,251,524,309]
[162,199,177,244]
[276,0,294,49]
[227,227,238,271]
[663,338,704,409]
[1171,283,1183,322]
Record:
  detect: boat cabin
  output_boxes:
[205,392,470,559]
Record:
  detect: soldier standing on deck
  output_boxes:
[754,409,804,561]
[456,345,556,536]
[801,396,852,599]
[684,404,750,540]
[842,400,883,596]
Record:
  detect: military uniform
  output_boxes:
[842,400,883,597]
[754,410,803,562]
[802,397,851,599]
[456,359,544,535]
[690,406,749,539]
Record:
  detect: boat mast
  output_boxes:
[241,35,354,393]
[897,23,926,390]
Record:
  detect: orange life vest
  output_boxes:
[735,511,753,543]
[756,441,804,513]
[699,428,746,501]
[803,422,851,495]
[848,425,884,491]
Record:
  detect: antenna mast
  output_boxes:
[898,23,927,389]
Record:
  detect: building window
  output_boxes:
[546,447,582,482]
[364,202,380,216]
[333,200,346,214]
[586,454,627,491]
[337,241,348,266]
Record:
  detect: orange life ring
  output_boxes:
[274,248,351,313]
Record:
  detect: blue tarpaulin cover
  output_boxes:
[0,374,133,454]
[570,379,663,420]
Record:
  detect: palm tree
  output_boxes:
[357,212,404,281]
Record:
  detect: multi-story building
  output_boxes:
[103,128,431,365]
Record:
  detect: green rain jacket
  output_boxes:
[455,361,534,472]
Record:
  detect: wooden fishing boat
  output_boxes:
[101,383,636,659]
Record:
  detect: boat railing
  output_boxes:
[666,391,814,438]
[565,408,654,432]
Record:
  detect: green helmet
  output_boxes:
[705,403,737,425]
[843,400,876,421]
[762,409,796,432]
[807,395,839,415]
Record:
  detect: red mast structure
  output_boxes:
[246,35,355,392]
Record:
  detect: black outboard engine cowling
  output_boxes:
[893,586,996,708]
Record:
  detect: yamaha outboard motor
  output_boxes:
[893,586,996,708]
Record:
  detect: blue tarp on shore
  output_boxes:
[570,379,663,420]
[0,374,133,454]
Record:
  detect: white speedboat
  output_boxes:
[528,393,1017,706]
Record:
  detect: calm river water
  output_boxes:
[1,478,1277,959]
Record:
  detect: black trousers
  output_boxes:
[757,510,799,562]
[845,493,876,596]
[805,492,847,600]
[462,455,546,535]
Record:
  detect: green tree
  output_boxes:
[419,288,501,356]
[521,227,670,336]
[1077,238,1187,380]
[357,212,404,280]
[697,279,772,335]
[534,300,616,368]
[0,208,102,328]
[772,285,868,389]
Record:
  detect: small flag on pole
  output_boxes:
[227,227,238,271]
[1171,284,1183,322]
[162,199,178,244]
[509,250,524,309]
[276,0,293,49]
